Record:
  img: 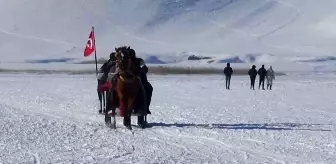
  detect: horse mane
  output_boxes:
[118,45,128,49]
[115,46,130,53]
[114,45,137,75]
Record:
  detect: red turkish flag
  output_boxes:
[84,29,95,57]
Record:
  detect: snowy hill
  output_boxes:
[1,0,336,71]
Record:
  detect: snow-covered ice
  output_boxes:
[0,73,335,163]
[1,0,336,162]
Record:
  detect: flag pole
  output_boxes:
[91,26,103,113]
[92,26,98,76]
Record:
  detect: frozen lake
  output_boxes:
[0,73,335,163]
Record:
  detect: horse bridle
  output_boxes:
[114,50,137,82]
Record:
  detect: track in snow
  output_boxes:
[0,73,335,163]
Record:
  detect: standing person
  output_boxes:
[248,65,258,90]
[257,65,267,90]
[223,63,233,89]
[266,66,275,90]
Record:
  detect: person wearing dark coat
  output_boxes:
[128,49,153,115]
[97,52,117,113]
[223,63,233,89]
[257,65,267,90]
[248,65,258,90]
[127,48,153,126]
[140,65,153,114]
[97,52,117,83]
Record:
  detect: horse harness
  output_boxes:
[114,51,138,83]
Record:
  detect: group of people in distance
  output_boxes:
[223,63,276,90]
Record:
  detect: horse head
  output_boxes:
[114,46,136,76]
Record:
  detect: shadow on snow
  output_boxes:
[147,122,332,131]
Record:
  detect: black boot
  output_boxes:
[102,91,106,113]
[146,84,153,115]
[98,89,102,113]
[138,78,147,115]
[137,116,145,128]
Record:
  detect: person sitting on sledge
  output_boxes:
[127,48,153,115]
[97,52,117,113]
[140,64,153,114]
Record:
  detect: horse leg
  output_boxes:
[104,109,111,125]
[126,97,137,130]
[137,89,146,128]
[110,90,117,129]
[125,114,132,130]
[122,97,131,129]
[103,91,106,113]
[136,80,149,128]
[105,106,117,129]
[123,111,132,130]
[140,81,147,116]
[109,90,117,129]
[98,90,103,113]
[105,89,114,126]
[146,83,153,115]
[136,115,148,129]
[109,104,117,129]
[145,115,148,124]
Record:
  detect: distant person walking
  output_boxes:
[223,63,233,89]
[258,65,267,90]
[266,66,275,90]
[248,65,258,90]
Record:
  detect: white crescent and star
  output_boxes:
[86,38,93,49]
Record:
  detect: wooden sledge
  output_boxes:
[115,109,143,117]
[98,89,143,117]
[99,109,143,117]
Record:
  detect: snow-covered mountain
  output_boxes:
[1,0,336,67]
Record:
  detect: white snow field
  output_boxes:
[0,73,335,163]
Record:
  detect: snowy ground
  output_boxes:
[0,73,335,163]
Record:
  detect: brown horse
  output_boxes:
[105,46,144,130]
